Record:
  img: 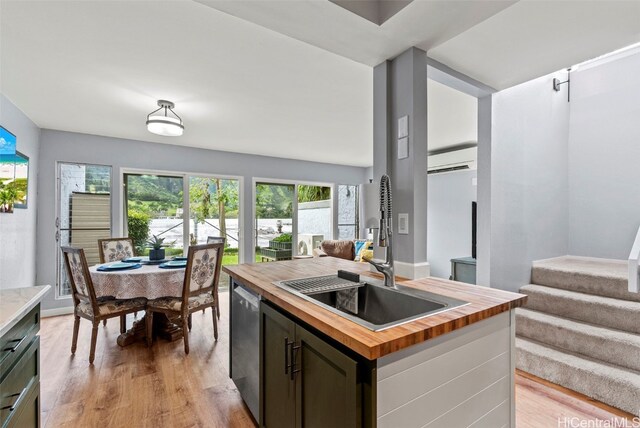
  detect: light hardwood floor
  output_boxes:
[41,292,636,427]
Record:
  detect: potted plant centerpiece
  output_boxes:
[147,235,167,261]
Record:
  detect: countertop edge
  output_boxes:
[0,285,51,337]
[224,265,527,360]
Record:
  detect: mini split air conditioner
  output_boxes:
[298,234,324,256]
[428,147,477,174]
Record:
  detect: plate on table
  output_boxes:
[172,256,188,261]
[159,260,187,269]
[122,257,143,263]
[97,262,142,272]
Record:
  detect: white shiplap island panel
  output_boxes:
[377,311,514,428]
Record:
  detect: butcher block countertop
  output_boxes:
[223,258,527,360]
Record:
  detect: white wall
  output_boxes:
[488,71,570,292]
[298,200,332,242]
[37,130,367,310]
[0,94,41,289]
[427,170,477,279]
[568,51,640,259]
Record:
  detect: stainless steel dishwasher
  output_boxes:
[230,280,260,421]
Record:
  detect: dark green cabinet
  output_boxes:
[1,304,41,428]
[260,302,361,428]
[260,302,296,428]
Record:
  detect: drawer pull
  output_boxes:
[284,337,290,375]
[1,387,27,412]
[3,336,27,353]
[289,341,301,381]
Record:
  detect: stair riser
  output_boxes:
[524,292,640,335]
[516,314,640,372]
[516,345,640,415]
[532,268,640,302]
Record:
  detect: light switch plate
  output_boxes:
[398,213,409,234]
[398,116,408,138]
[398,137,409,159]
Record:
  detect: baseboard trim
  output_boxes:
[41,306,74,318]
[393,261,431,280]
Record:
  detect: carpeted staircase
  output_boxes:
[516,256,640,414]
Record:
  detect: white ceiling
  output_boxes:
[2,0,639,168]
[429,0,640,90]
[0,0,373,166]
[196,0,517,75]
[199,0,640,90]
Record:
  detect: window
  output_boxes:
[254,182,294,262]
[122,171,242,288]
[253,181,333,262]
[297,185,332,255]
[56,163,111,298]
[337,185,359,240]
[124,173,185,257]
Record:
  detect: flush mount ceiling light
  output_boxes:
[146,100,184,136]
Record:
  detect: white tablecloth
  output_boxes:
[89,264,185,300]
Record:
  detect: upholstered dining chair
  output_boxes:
[98,237,135,263]
[205,236,226,319]
[145,242,224,354]
[97,237,137,325]
[61,246,147,364]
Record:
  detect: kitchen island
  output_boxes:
[224,258,526,428]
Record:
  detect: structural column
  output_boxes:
[373,47,429,279]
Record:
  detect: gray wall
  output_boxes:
[37,130,368,310]
[488,71,570,292]
[568,51,640,259]
[476,95,492,286]
[373,48,428,270]
[0,94,41,290]
[389,47,428,265]
[427,170,477,279]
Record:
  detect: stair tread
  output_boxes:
[516,337,640,414]
[516,337,640,385]
[521,284,640,309]
[533,256,627,280]
[516,308,640,344]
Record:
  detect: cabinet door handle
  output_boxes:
[0,387,28,411]
[284,337,290,375]
[290,342,301,381]
[3,335,27,353]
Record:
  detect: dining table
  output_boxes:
[89,260,186,346]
